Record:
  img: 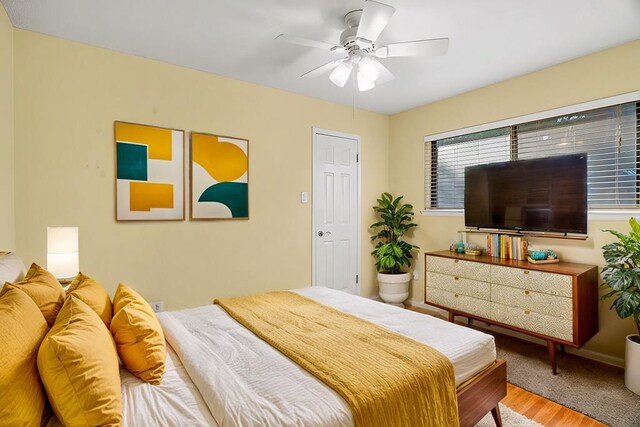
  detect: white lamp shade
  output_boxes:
[329,61,353,88]
[357,68,376,92]
[358,57,380,82]
[47,227,79,280]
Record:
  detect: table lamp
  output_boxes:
[47,226,79,284]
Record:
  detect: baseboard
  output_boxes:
[409,299,625,369]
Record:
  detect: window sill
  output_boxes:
[420,209,464,217]
[421,209,639,221]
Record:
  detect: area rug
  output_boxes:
[490,331,640,427]
[475,404,542,427]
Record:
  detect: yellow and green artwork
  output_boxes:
[115,121,184,220]
[190,132,248,219]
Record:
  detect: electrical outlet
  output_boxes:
[413,271,419,280]
[149,301,164,313]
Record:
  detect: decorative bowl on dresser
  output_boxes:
[424,251,599,374]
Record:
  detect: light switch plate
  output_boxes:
[301,192,308,203]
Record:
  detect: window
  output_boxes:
[427,102,639,210]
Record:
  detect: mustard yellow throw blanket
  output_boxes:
[215,291,459,427]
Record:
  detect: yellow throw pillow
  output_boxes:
[67,272,113,328]
[38,296,122,427]
[8,263,64,326]
[111,283,166,384]
[0,286,49,426]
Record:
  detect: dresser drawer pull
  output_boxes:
[524,310,530,315]
[454,260,459,263]
[454,294,459,298]
[524,290,530,295]
[454,276,459,280]
[524,271,530,275]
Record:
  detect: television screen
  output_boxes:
[464,154,587,234]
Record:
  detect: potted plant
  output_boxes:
[601,217,640,395]
[370,192,419,306]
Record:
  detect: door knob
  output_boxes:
[317,231,331,237]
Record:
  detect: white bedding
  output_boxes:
[120,345,218,427]
[158,287,496,427]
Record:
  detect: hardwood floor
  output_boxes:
[503,383,605,427]
[405,305,605,426]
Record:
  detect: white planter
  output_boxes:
[378,272,411,306]
[626,335,640,395]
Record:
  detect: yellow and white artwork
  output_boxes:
[190,132,248,219]
[115,121,184,221]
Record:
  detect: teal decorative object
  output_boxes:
[455,242,465,253]
[531,251,547,261]
[545,249,557,259]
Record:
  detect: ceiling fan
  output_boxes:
[276,0,449,92]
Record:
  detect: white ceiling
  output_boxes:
[3,0,639,115]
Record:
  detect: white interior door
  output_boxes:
[312,129,360,295]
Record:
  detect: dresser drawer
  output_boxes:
[491,284,572,320]
[427,271,491,301]
[490,302,573,342]
[491,265,572,297]
[426,256,490,282]
[426,288,491,319]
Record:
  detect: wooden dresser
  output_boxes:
[424,251,599,374]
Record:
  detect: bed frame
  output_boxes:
[457,359,506,427]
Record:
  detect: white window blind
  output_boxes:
[427,101,639,210]
[429,128,511,209]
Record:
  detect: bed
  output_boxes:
[1,243,503,427]
[41,286,505,427]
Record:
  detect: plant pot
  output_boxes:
[626,334,640,395]
[378,272,411,306]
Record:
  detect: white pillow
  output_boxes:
[0,252,26,284]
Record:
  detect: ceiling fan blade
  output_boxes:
[373,60,394,85]
[376,38,450,58]
[276,34,345,53]
[301,59,345,78]
[356,0,395,44]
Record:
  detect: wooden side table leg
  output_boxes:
[547,341,557,375]
[448,311,455,323]
[491,404,503,427]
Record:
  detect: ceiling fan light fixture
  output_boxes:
[357,68,376,92]
[329,61,353,87]
[358,56,380,82]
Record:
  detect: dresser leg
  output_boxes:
[547,341,557,375]
[491,404,503,427]
[448,312,455,323]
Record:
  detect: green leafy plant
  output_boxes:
[370,193,419,274]
[601,218,640,338]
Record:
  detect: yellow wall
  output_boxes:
[389,40,640,360]
[0,4,14,250]
[13,29,389,308]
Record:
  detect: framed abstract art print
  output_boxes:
[190,132,249,220]
[115,121,185,221]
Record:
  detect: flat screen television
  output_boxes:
[464,154,588,235]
